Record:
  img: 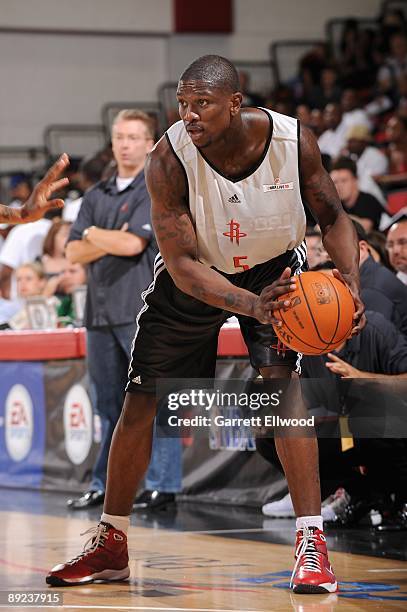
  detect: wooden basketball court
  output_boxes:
[1,508,406,611]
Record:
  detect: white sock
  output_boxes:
[296,515,323,531]
[100,513,130,534]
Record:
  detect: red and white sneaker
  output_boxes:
[290,526,338,594]
[46,522,130,586]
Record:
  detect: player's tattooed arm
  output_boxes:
[0,204,19,223]
[299,124,365,333]
[146,137,292,322]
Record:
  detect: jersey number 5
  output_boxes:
[233,256,249,271]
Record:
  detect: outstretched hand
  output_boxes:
[332,268,366,336]
[326,353,365,378]
[20,154,70,223]
[252,267,297,325]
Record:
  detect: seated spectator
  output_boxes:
[353,220,407,336]
[63,156,107,223]
[340,88,371,132]
[238,71,264,107]
[379,7,407,41]
[0,214,53,299]
[366,229,394,270]
[265,85,296,117]
[376,116,407,195]
[377,31,407,100]
[330,157,384,231]
[307,66,342,110]
[305,229,329,269]
[0,174,34,237]
[296,104,311,126]
[15,262,46,296]
[386,214,407,284]
[385,115,407,174]
[57,262,87,325]
[309,108,324,138]
[295,43,329,105]
[7,262,58,330]
[343,125,388,203]
[41,219,71,277]
[318,103,346,159]
[396,72,407,114]
[338,20,379,89]
[8,174,32,207]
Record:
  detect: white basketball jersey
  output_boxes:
[166,108,306,274]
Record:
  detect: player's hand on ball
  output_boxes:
[20,153,69,223]
[332,268,366,336]
[253,267,296,325]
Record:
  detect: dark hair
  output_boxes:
[79,156,107,185]
[351,219,368,242]
[367,230,394,270]
[331,156,358,177]
[180,55,240,93]
[10,173,32,190]
[42,219,71,257]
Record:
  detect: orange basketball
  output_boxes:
[272,271,355,355]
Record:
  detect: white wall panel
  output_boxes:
[0,32,168,146]
[235,0,382,38]
[0,0,172,32]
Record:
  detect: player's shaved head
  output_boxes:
[179,55,240,92]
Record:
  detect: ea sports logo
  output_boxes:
[5,385,34,462]
[64,384,93,465]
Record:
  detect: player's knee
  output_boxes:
[119,392,156,430]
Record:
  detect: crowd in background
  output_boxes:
[0,153,110,329]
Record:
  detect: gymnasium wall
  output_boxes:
[0,0,382,147]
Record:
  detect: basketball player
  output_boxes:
[0,154,69,224]
[47,56,365,594]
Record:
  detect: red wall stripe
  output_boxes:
[174,0,233,33]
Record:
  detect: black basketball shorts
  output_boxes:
[127,243,307,395]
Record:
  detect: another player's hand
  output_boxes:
[326,353,365,378]
[332,268,366,336]
[20,154,70,223]
[252,267,297,325]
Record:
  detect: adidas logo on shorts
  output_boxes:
[132,375,142,384]
[228,194,241,203]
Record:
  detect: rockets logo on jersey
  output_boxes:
[223,220,247,246]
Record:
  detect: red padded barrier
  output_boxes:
[0,327,247,361]
[0,329,87,361]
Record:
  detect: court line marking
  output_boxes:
[367,568,407,573]
[129,528,294,537]
[0,607,268,611]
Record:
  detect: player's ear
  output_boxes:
[230,92,242,116]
